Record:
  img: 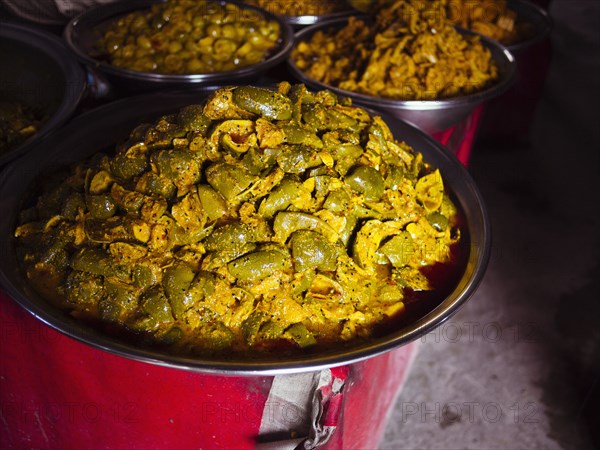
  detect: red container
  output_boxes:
[433,105,484,167]
[0,110,478,447]
[0,290,418,449]
[0,89,490,449]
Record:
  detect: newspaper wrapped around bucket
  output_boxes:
[256,368,348,449]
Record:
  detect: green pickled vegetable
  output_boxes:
[15,82,460,357]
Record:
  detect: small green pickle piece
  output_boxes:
[323,189,351,213]
[427,212,449,232]
[140,286,174,327]
[206,162,255,201]
[385,165,405,190]
[86,194,118,219]
[62,193,86,220]
[155,149,201,187]
[378,232,414,267]
[233,86,293,121]
[197,185,228,221]
[110,144,148,180]
[276,146,322,173]
[163,264,196,319]
[242,311,265,344]
[286,323,317,348]
[258,178,302,218]
[227,249,290,281]
[100,281,139,323]
[345,165,385,201]
[71,247,130,279]
[132,265,158,289]
[205,223,256,254]
[177,104,212,135]
[290,230,339,272]
[273,212,338,243]
[63,270,104,311]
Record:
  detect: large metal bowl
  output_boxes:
[287,17,516,134]
[63,0,294,94]
[0,22,86,166]
[0,88,491,375]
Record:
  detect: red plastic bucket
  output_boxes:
[0,290,418,449]
[0,90,489,449]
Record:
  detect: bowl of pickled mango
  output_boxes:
[0,83,490,373]
[63,0,294,92]
[288,0,517,133]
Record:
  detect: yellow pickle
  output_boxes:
[15,83,462,356]
[97,0,282,74]
[292,0,499,100]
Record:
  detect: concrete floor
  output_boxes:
[378,142,599,449]
[379,1,600,448]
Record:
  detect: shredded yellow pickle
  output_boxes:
[292,0,499,100]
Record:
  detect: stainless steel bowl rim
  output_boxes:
[288,17,517,113]
[63,0,295,84]
[0,88,491,376]
[282,9,356,27]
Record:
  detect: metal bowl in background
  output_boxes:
[0,22,86,166]
[475,0,552,143]
[287,18,517,134]
[0,88,490,375]
[63,0,294,95]
[505,0,552,54]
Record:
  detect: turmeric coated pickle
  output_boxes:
[16,83,461,356]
